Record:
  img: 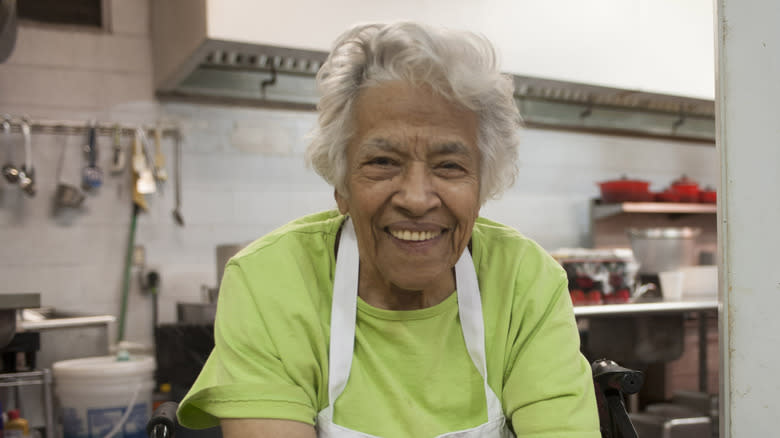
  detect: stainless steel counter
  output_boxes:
[573,298,718,317]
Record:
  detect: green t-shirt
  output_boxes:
[178,210,599,437]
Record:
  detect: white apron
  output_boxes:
[316,218,515,438]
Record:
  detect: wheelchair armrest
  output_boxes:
[592,359,644,438]
[147,401,179,438]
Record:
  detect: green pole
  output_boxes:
[117,204,139,344]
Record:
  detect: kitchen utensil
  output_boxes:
[1,114,19,184]
[654,188,681,203]
[670,175,699,203]
[698,186,717,204]
[16,119,34,196]
[110,124,126,174]
[631,282,657,302]
[153,126,168,182]
[133,128,156,195]
[81,124,103,191]
[53,135,85,210]
[130,130,150,212]
[627,227,701,274]
[171,131,184,226]
[598,176,651,203]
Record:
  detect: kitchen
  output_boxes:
[0,0,777,437]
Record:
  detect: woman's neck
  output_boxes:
[357,269,456,310]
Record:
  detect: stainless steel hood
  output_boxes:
[152,0,326,109]
[151,0,715,142]
[153,38,325,109]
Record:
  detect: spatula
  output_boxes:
[153,126,168,182]
[133,128,156,195]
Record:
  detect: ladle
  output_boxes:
[1,114,18,183]
[82,123,103,191]
[54,135,85,211]
[171,131,184,226]
[153,126,168,182]
[110,124,126,174]
[16,119,35,197]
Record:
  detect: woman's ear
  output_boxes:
[334,189,349,215]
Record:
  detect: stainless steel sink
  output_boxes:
[17,307,115,332]
[14,307,116,374]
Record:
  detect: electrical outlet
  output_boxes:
[133,245,145,267]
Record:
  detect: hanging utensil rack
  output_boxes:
[0,115,180,139]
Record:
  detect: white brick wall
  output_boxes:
[0,0,719,353]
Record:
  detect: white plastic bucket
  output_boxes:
[53,355,156,438]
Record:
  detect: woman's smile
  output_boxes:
[388,228,442,242]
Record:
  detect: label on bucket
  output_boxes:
[62,402,149,438]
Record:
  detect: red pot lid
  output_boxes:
[599,175,648,185]
[671,175,699,187]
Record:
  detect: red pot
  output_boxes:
[699,187,717,204]
[671,175,700,203]
[598,176,652,203]
[654,189,681,203]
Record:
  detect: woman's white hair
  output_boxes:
[305,22,520,204]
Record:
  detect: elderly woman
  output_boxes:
[178,22,599,437]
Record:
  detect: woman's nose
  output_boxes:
[393,164,441,216]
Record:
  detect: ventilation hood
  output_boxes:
[151,0,328,109]
[151,0,715,142]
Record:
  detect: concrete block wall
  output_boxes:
[0,0,719,355]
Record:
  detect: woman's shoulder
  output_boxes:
[472,217,566,285]
[219,210,344,301]
[232,210,344,264]
[472,217,552,260]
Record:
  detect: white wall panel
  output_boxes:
[716,0,780,435]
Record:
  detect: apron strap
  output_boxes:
[455,249,504,421]
[327,217,360,410]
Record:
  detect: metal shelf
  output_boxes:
[0,369,55,438]
[592,200,717,220]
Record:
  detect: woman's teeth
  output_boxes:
[389,229,440,241]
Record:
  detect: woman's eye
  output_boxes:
[438,161,465,171]
[366,157,396,167]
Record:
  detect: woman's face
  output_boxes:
[335,81,481,301]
